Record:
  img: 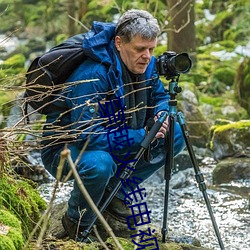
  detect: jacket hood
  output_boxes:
[82,21,116,65]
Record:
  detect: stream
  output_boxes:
[38,155,250,250]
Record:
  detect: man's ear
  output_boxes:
[115,36,122,51]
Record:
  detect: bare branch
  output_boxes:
[62,148,124,250]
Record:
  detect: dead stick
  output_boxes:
[61,148,123,250]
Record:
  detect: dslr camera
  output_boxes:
[156,51,192,79]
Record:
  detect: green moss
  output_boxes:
[0,209,21,229]
[213,67,235,86]
[7,228,24,249]
[199,95,224,107]
[1,54,25,69]
[209,120,250,150]
[106,237,134,250]
[0,54,26,86]
[213,120,250,133]
[0,235,16,250]
[0,175,47,239]
[0,209,24,249]
[217,40,237,51]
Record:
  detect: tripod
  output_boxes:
[82,77,225,250]
[162,77,225,249]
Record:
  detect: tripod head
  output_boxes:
[168,76,182,100]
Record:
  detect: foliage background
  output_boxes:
[0,0,249,136]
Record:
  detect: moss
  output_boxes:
[0,174,47,239]
[0,54,26,86]
[165,242,183,249]
[199,90,248,122]
[7,228,24,249]
[0,209,24,249]
[213,67,235,86]
[106,237,134,250]
[0,209,21,229]
[1,54,25,69]
[213,120,250,133]
[0,91,17,110]
[0,235,16,250]
[199,95,224,107]
[209,120,250,151]
[217,40,237,51]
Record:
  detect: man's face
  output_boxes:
[115,35,157,74]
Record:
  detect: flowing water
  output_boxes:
[38,156,250,250]
[143,157,250,250]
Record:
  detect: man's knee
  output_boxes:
[77,150,117,180]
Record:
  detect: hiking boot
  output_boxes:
[61,213,97,242]
[104,195,140,225]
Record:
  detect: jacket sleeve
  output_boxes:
[65,60,146,153]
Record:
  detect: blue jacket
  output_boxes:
[44,21,170,154]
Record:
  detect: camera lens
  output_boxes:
[174,53,192,73]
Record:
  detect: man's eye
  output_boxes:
[136,48,144,52]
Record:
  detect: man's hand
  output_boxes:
[154,111,169,139]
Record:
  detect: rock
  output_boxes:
[181,89,199,105]
[170,168,193,189]
[209,120,250,160]
[179,100,211,148]
[213,157,250,184]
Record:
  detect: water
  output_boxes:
[38,157,250,250]
[144,158,250,250]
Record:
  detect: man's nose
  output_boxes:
[142,49,151,59]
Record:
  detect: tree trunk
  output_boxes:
[67,0,76,36]
[78,0,88,20]
[167,0,196,62]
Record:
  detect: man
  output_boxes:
[41,9,185,241]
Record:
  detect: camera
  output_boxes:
[156,51,192,79]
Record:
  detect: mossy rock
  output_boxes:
[209,120,250,160]
[0,209,24,250]
[0,174,47,239]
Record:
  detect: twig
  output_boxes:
[93,225,109,250]
[68,14,89,31]
[61,148,123,250]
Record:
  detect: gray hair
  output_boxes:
[115,9,161,43]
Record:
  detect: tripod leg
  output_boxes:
[177,112,225,250]
[162,114,175,243]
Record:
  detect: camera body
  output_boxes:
[156,51,192,79]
